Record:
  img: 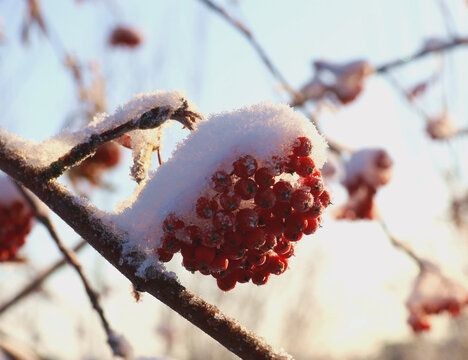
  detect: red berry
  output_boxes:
[319,190,331,207]
[202,230,224,248]
[222,243,247,260]
[303,217,319,235]
[156,248,174,262]
[266,254,288,275]
[234,178,257,200]
[235,269,253,283]
[244,228,266,250]
[194,246,216,266]
[224,231,243,247]
[219,191,241,211]
[233,155,258,178]
[93,142,121,168]
[236,209,258,233]
[254,189,277,209]
[181,243,195,260]
[254,167,276,188]
[264,216,284,238]
[209,255,229,272]
[290,190,314,212]
[271,202,292,219]
[296,157,316,178]
[285,155,300,174]
[273,181,293,202]
[213,211,235,231]
[160,234,181,253]
[255,207,272,225]
[302,175,324,196]
[247,250,267,266]
[195,197,218,219]
[217,276,237,291]
[306,198,324,218]
[184,225,204,245]
[182,257,199,272]
[285,212,307,232]
[292,137,312,157]
[211,170,232,193]
[259,233,277,252]
[274,239,291,255]
[283,228,303,242]
[251,270,270,285]
[162,213,184,233]
[280,245,295,259]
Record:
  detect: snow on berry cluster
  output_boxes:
[113,102,328,290]
[0,176,34,261]
[335,148,393,220]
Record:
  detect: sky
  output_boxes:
[1,0,468,359]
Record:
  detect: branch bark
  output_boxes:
[0,136,291,359]
[40,99,201,181]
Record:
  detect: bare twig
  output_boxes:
[197,0,302,103]
[0,135,290,360]
[14,185,126,358]
[379,218,424,270]
[40,100,202,181]
[0,240,87,315]
[376,37,468,73]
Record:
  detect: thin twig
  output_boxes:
[40,100,202,181]
[0,240,87,316]
[0,134,290,360]
[379,218,424,270]
[15,185,126,358]
[197,0,302,103]
[376,37,468,73]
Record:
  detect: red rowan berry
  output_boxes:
[219,191,241,211]
[182,257,199,272]
[234,178,257,200]
[302,175,324,196]
[319,190,331,207]
[195,197,218,219]
[156,248,174,262]
[251,270,270,285]
[264,216,284,238]
[209,255,229,272]
[259,233,277,252]
[285,212,307,232]
[283,228,303,242]
[254,167,276,188]
[290,190,314,212]
[285,155,300,174]
[271,202,292,219]
[274,239,291,255]
[292,137,312,157]
[233,155,257,178]
[224,231,243,247]
[235,269,253,283]
[254,189,276,209]
[211,170,232,193]
[161,235,181,253]
[184,225,204,245]
[236,209,258,233]
[244,228,266,250]
[162,213,184,233]
[194,246,216,266]
[266,254,288,275]
[213,211,235,231]
[217,276,237,291]
[296,157,316,178]
[247,250,267,267]
[273,181,293,202]
[202,230,224,248]
[303,217,319,235]
[280,244,295,259]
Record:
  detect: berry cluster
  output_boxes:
[69,142,121,185]
[0,200,34,261]
[156,137,330,291]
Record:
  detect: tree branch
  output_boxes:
[0,239,87,316]
[197,0,302,103]
[40,99,202,181]
[0,136,291,359]
[376,37,468,73]
[15,185,125,358]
